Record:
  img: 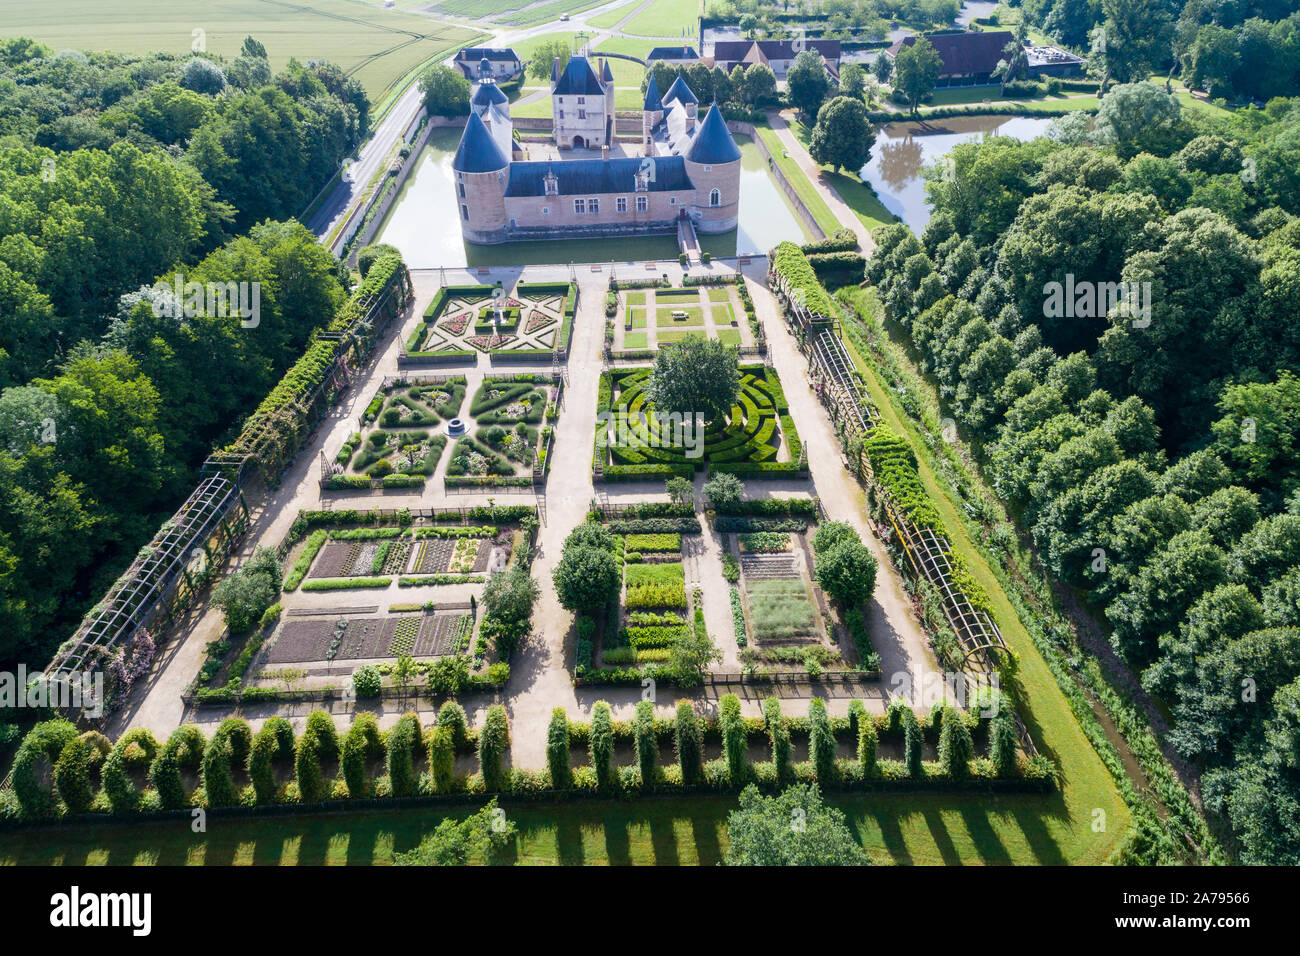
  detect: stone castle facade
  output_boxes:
[452,56,742,245]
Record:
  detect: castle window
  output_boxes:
[573,199,585,214]
[589,198,599,214]
[578,109,586,120]
[542,207,549,214]
[577,96,585,105]
[458,183,466,198]
[558,109,565,119]
[704,166,712,172]
[617,197,627,213]
[669,197,676,205]
[709,188,721,207]
[461,203,469,220]
[636,196,648,212]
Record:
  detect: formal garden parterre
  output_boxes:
[403,281,578,363]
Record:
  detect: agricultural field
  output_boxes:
[621,0,701,37]
[0,0,482,99]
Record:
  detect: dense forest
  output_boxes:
[0,37,366,672]
[866,83,1300,863]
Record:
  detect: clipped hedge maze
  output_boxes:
[596,363,805,481]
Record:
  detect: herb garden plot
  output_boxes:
[597,364,801,478]
[294,526,513,587]
[744,580,821,643]
[325,378,466,490]
[413,613,473,657]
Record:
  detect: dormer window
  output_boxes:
[544,170,559,196]
[577,96,585,105]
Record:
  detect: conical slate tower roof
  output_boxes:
[601,58,614,82]
[471,81,508,108]
[664,75,697,105]
[684,104,741,164]
[643,74,663,111]
[452,110,508,173]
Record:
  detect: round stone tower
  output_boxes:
[452,110,510,244]
[683,104,743,234]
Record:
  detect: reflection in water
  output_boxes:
[860,115,1054,233]
[375,130,808,267]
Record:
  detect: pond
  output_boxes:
[860,115,1054,233]
[373,128,806,267]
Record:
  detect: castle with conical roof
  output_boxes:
[452,55,742,244]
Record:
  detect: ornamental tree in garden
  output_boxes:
[647,333,740,425]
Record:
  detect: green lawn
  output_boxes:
[753,122,843,237]
[498,0,611,25]
[0,0,482,99]
[717,328,741,346]
[622,0,700,37]
[657,329,699,344]
[626,291,646,306]
[656,307,704,325]
[624,332,649,349]
[587,0,641,29]
[707,288,731,303]
[834,305,1130,865]
[0,788,1116,865]
[711,303,737,325]
[785,117,898,232]
[626,309,647,328]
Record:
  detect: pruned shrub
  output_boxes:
[102,728,159,813]
[478,704,510,791]
[54,736,94,815]
[720,693,748,784]
[547,708,571,789]
[590,700,616,790]
[249,718,295,804]
[634,698,657,785]
[427,725,455,794]
[763,697,791,784]
[387,713,422,798]
[437,700,470,749]
[13,719,78,817]
[675,700,703,785]
[903,707,923,777]
[809,698,836,783]
[938,706,974,778]
[341,713,382,798]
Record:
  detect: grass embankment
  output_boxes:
[0,784,1118,866]
[784,117,898,232]
[828,292,1131,864]
[752,123,844,237]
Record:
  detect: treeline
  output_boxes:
[0,35,370,673]
[1018,0,1300,100]
[3,690,1045,822]
[0,36,365,387]
[866,92,1300,862]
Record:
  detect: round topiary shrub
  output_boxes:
[12,719,78,817]
[352,665,382,699]
[103,728,159,813]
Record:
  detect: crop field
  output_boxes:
[0,0,482,98]
[621,0,700,37]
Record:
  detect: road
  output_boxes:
[304,0,675,255]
